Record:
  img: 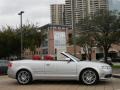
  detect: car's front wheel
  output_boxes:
[80,69,99,85]
[16,70,32,85]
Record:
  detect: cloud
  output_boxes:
[110,0,120,10]
[1,0,66,28]
[0,0,52,28]
[50,0,65,4]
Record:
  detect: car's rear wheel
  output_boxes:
[80,69,98,85]
[16,70,32,85]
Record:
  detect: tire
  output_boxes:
[80,69,99,85]
[16,70,32,85]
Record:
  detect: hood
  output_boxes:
[78,60,110,67]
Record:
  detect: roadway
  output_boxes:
[0,76,120,90]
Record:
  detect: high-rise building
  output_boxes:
[50,4,65,25]
[65,0,109,26]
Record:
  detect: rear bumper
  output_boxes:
[7,69,16,79]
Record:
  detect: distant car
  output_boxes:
[99,57,112,62]
[112,57,120,62]
[8,52,112,85]
[0,60,8,75]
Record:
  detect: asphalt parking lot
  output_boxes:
[0,76,120,90]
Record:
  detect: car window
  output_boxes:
[64,53,80,62]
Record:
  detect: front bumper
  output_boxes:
[104,74,112,78]
[99,68,112,80]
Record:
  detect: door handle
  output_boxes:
[46,63,50,66]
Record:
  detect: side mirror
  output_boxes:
[65,58,71,63]
[65,58,71,61]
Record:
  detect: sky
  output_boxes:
[0,0,120,29]
[110,0,120,10]
[0,0,65,28]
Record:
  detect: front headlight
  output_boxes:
[101,66,111,69]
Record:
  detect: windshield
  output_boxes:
[65,53,80,62]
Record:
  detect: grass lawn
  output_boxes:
[112,65,120,69]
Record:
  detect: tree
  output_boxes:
[16,23,43,55]
[76,32,95,60]
[0,26,21,58]
[0,24,43,59]
[77,10,120,63]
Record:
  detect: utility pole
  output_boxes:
[18,11,24,59]
[71,0,76,56]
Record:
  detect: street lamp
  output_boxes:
[18,11,24,59]
[71,0,76,56]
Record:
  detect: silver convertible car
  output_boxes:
[8,52,112,85]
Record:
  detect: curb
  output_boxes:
[112,74,120,78]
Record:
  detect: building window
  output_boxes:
[54,31,66,47]
[43,49,48,55]
[42,41,48,47]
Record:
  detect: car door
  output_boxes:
[44,61,57,79]
[44,60,77,80]
[30,61,45,79]
[55,61,77,80]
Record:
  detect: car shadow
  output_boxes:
[30,80,110,86]
[10,80,112,86]
[32,80,79,85]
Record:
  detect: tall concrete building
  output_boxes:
[65,0,109,26]
[50,4,65,25]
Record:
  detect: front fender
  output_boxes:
[77,66,101,80]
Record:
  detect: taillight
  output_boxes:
[8,62,12,68]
